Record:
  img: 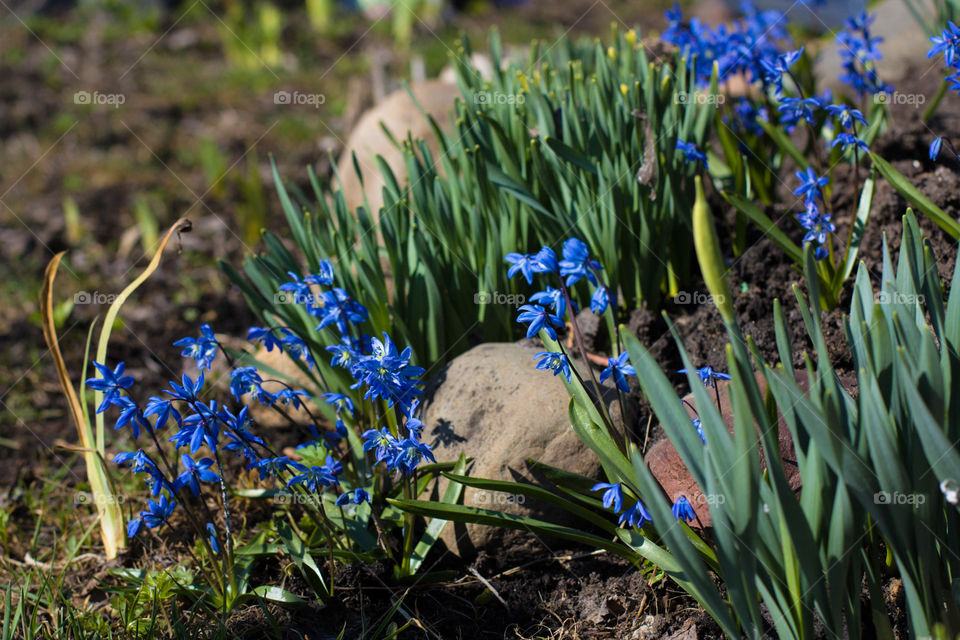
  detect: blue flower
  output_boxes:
[831,133,869,153]
[173,454,219,496]
[206,522,221,554]
[558,238,602,287]
[618,500,652,529]
[141,494,177,530]
[590,287,611,315]
[930,136,944,161]
[321,392,355,417]
[675,139,708,168]
[114,449,168,495]
[760,48,802,95]
[672,496,697,523]
[144,396,181,431]
[310,288,369,335]
[534,351,572,383]
[356,333,424,413]
[287,465,339,492]
[692,418,706,445]
[792,168,829,204]
[280,271,316,305]
[86,361,134,414]
[778,97,823,128]
[836,12,891,96]
[824,104,866,129]
[166,372,204,403]
[280,330,315,370]
[591,482,624,513]
[247,327,283,352]
[254,456,304,481]
[389,437,436,475]
[679,365,731,387]
[336,488,371,506]
[173,325,219,370]
[505,252,538,285]
[112,397,151,439]
[516,304,565,341]
[362,427,398,465]
[169,401,220,453]
[529,287,569,319]
[929,20,960,68]
[531,247,559,274]
[599,352,636,393]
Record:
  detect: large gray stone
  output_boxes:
[421,342,604,557]
[335,79,460,216]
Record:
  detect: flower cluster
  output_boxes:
[792,168,835,261]
[91,258,434,552]
[506,238,635,391]
[663,1,789,87]
[928,21,960,93]
[836,12,892,97]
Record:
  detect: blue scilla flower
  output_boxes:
[229,367,270,404]
[600,352,636,393]
[558,238,602,287]
[930,136,945,161]
[86,361,135,414]
[271,387,310,409]
[166,372,204,403]
[321,392,355,417]
[144,396,181,431]
[836,13,891,96]
[591,482,624,513]
[389,437,436,476]
[280,330,315,370]
[792,168,828,204]
[759,48,802,96]
[356,333,424,413]
[824,104,866,129]
[307,261,336,286]
[730,98,768,136]
[505,252,538,285]
[173,324,220,370]
[672,496,697,523]
[618,500,652,529]
[206,522,221,554]
[405,413,424,440]
[115,449,168,495]
[534,351,572,383]
[530,287,568,319]
[310,288,369,335]
[929,21,960,68]
[531,247,559,274]
[254,456,304,481]
[287,464,339,492]
[590,287,611,315]
[831,133,869,153]
[675,139,708,168]
[362,427,399,465]
[247,326,283,352]
[173,454,219,496]
[169,401,220,453]
[692,417,707,445]
[778,96,823,128]
[336,488,371,506]
[516,304,565,341]
[327,339,363,373]
[679,365,732,387]
[113,397,151,440]
[127,494,177,538]
[280,271,317,305]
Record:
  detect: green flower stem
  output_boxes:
[922,78,948,122]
